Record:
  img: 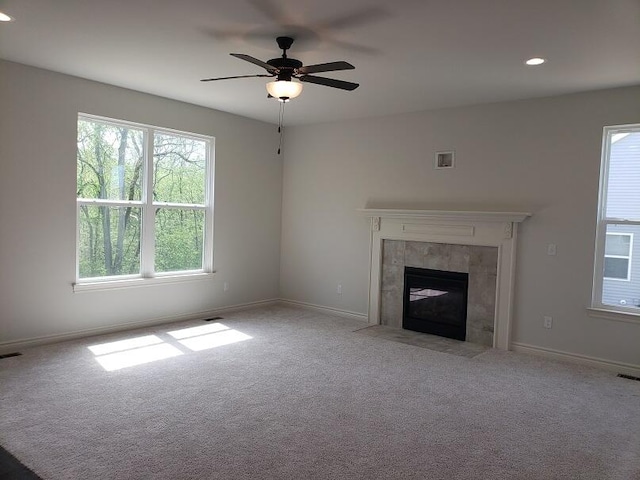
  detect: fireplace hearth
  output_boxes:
[403,267,469,341]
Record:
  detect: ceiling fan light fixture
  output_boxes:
[266,80,303,102]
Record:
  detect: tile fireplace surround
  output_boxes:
[359,209,531,350]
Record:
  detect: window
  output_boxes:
[76,114,214,287]
[604,233,632,281]
[592,124,640,312]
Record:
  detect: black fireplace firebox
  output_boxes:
[402,267,468,341]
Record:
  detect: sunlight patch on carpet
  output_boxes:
[94,343,183,371]
[178,329,252,351]
[167,323,229,339]
[88,323,252,370]
[88,334,163,355]
[168,323,252,351]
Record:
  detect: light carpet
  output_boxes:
[0,305,639,479]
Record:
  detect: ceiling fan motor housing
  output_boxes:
[267,57,303,81]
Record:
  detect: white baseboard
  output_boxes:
[278,299,368,322]
[511,342,640,377]
[0,298,280,354]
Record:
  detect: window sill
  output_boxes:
[587,307,640,325]
[73,272,215,293]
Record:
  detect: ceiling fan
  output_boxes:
[201,36,359,102]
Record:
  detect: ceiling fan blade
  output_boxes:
[323,37,381,55]
[314,7,388,31]
[299,75,359,91]
[200,74,273,82]
[230,54,278,73]
[297,61,355,75]
[247,0,291,24]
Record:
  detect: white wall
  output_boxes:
[0,60,283,346]
[280,86,640,367]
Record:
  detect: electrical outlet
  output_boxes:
[547,244,557,256]
[543,316,553,329]
[223,281,229,292]
[337,284,342,295]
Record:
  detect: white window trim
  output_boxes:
[73,272,215,292]
[591,123,640,316]
[74,113,215,290]
[603,232,633,281]
[587,306,640,325]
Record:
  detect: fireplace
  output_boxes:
[358,208,531,350]
[403,267,469,341]
[379,240,496,345]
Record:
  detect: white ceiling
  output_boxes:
[1,0,639,125]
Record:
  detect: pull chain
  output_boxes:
[277,100,286,155]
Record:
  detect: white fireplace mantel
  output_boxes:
[357,209,530,224]
[358,208,531,350]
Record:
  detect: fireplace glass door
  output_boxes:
[403,267,468,340]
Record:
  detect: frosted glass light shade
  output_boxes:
[266,80,303,101]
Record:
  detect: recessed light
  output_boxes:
[525,57,546,66]
[0,11,14,22]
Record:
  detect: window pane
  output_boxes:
[604,131,640,220]
[605,234,631,256]
[604,257,629,279]
[601,223,638,307]
[153,133,206,204]
[155,208,204,273]
[77,119,144,201]
[78,205,141,278]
